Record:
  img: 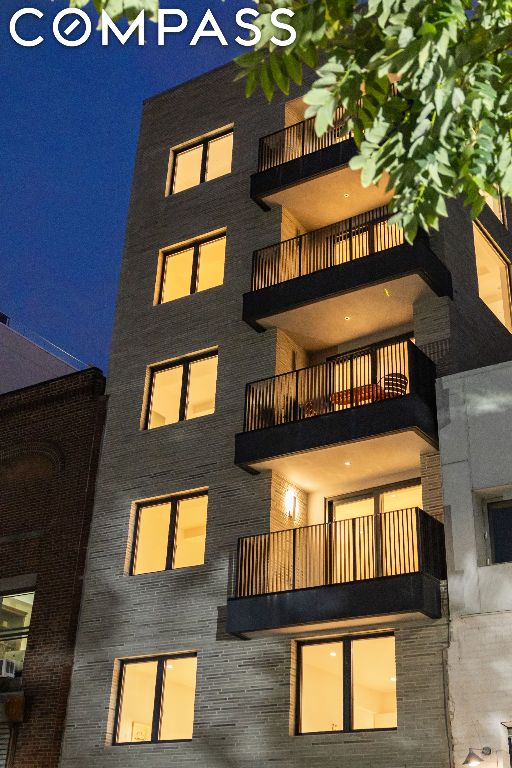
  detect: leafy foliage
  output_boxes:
[237,0,512,241]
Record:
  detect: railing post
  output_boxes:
[292,527,297,590]
[294,369,299,422]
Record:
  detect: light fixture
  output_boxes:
[344,461,351,466]
[343,192,350,198]
[344,315,351,321]
[285,489,297,520]
[463,747,492,766]
[329,651,337,657]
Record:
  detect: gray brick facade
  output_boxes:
[59,62,512,768]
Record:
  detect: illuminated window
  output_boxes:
[159,234,226,303]
[474,224,512,331]
[114,654,197,744]
[170,131,233,194]
[131,492,208,575]
[482,189,507,226]
[0,592,34,675]
[298,635,397,734]
[145,352,218,430]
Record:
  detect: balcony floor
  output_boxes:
[227,572,442,638]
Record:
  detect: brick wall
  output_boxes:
[0,368,106,768]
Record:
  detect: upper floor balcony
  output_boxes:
[251,104,391,226]
[227,507,446,636]
[243,207,453,347]
[235,337,438,488]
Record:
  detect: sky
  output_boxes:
[0,0,249,372]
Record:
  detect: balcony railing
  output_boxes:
[235,507,445,598]
[251,206,403,291]
[257,106,350,172]
[244,339,435,433]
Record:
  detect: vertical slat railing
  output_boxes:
[233,507,445,598]
[244,338,418,432]
[251,206,405,291]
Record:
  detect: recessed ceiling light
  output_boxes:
[344,316,351,321]
[343,193,350,198]
[329,651,337,657]
[344,461,351,466]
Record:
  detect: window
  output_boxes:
[298,635,397,734]
[487,500,512,564]
[114,653,197,744]
[170,131,233,194]
[159,234,226,303]
[0,592,34,674]
[131,492,208,575]
[145,351,218,430]
[474,224,512,331]
[482,189,507,227]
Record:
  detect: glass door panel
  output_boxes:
[380,485,421,575]
[332,497,374,582]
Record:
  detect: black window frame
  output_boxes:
[169,129,233,195]
[158,231,227,304]
[112,652,198,745]
[296,633,397,736]
[144,350,218,431]
[325,477,422,523]
[130,490,208,576]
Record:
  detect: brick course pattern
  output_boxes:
[0,367,106,768]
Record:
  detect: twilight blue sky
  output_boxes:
[0,0,249,372]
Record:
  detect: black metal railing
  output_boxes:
[235,507,445,598]
[257,106,349,172]
[251,206,404,291]
[244,339,436,432]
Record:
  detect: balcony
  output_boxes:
[251,109,391,226]
[227,507,446,636]
[243,207,452,346]
[235,338,437,489]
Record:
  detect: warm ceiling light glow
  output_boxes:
[343,193,350,198]
[344,315,351,321]
[329,651,337,657]
[344,461,351,466]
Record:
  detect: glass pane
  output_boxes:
[483,190,505,224]
[474,225,512,330]
[333,497,373,521]
[0,635,27,674]
[133,502,172,575]
[160,248,194,303]
[488,501,512,564]
[205,133,233,181]
[159,656,197,740]
[148,365,183,429]
[117,661,158,743]
[173,495,208,568]
[352,636,397,730]
[185,356,218,420]
[0,593,34,631]
[173,145,203,193]
[196,237,226,293]
[381,484,423,513]
[300,642,343,733]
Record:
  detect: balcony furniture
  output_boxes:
[382,372,408,397]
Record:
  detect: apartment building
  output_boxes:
[58,63,512,768]
[439,360,512,768]
[0,320,106,768]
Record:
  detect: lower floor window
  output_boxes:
[114,653,197,744]
[298,634,397,734]
[0,591,34,675]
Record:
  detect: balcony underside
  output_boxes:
[244,241,453,349]
[227,572,442,637]
[235,397,437,489]
[252,143,392,229]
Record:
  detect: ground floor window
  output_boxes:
[298,634,397,734]
[114,653,197,744]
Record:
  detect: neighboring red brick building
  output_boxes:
[0,365,106,768]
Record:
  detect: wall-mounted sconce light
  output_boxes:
[462,747,492,766]
[285,489,297,521]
